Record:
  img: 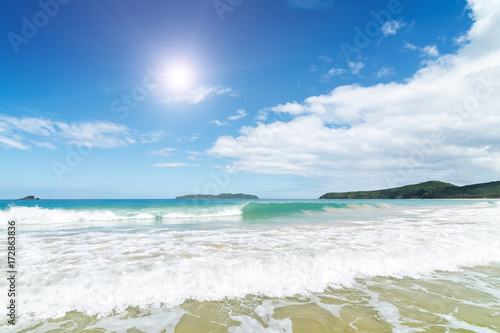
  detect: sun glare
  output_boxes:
[164,62,195,92]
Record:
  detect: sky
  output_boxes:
[0,0,499,199]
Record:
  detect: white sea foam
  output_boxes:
[0,205,124,224]
[0,205,244,226]
[1,201,499,330]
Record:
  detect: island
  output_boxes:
[176,193,259,199]
[19,195,41,200]
[319,181,500,199]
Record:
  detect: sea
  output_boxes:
[0,198,499,332]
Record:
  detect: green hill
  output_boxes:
[176,193,259,199]
[422,181,500,199]
[319,181,500,199]
[19,195,40,200]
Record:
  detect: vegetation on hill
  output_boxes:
[19,195,40,200]
[319,181,500,199]
[176,193,259,199]
[422,181,500,198]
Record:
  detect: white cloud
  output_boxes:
[271,102,306,115]
[212,120,229,127]
[163,85,232,104]
[56,121,131,148]
[228,109,248,121]
[146,147,177,157]
[140,130,165,144]
[0,115,55,150]
[405,42,440,57]
[256,110,269,121]
[186,151,204,160]
[32,141,57,151]
[376,66,395,78]
[422,44,440,57]
[212,109,248,127]
[381,20,407,36]
[0,135,29,150]
[0,115,163,151]
[348,62,365,75]
[151,162,201,168]
[325,67,345,78]
[0,115,55,136]
[319,55,333,63]
[209,0,500,188]
[176,133,201,142]
[403,41,418,51]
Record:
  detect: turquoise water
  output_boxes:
[1,199,499,332]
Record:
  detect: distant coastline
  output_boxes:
[319,181,500,199]
[19,195,40,200]
[176,193,259,200]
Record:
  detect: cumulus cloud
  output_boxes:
[271,102,306,115]
[209,0,500,188]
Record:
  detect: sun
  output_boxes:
[164,61,196,93]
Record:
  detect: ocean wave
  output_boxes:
[242,201,391,218]
[0,201,395,225]
[0,205,244,225]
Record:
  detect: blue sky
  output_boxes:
[1,0,499,199]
